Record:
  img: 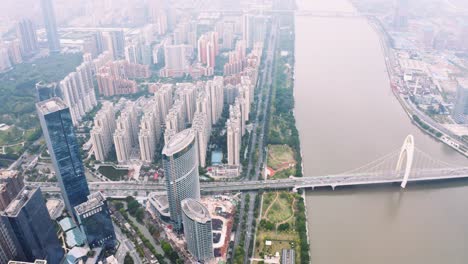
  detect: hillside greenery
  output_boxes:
[0,53,83,129]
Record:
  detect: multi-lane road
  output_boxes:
[242,17,279,264]
[28,167,468,196]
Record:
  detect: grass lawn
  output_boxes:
[254,230,299,261]
[267,144,295,171]
[254,191,301,263]
[265,193,294,223]
[5,145,23,154]
[98,165,129,181]
[0,126,23,145]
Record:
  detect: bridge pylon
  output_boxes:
[396,135,415,188]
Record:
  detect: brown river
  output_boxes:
[294,0,468,263]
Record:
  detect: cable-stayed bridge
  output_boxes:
[29,135,468,195]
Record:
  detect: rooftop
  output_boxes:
[65,247,88,263]
[8,260,47,264]
[58,217,76,232]
[148,192,169,208]
[181,198,211,224]
[0,170,18,179]
[162,129,195,157]
[74,192,105,215]
[65,227,86,248]
[4,187,36,216]
[36,97,68,115]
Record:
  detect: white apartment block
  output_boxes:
[165,99,185,134]
[60,61,98,125]
[196,91,212,126]
[113,102,138,163]
[153,83,174,125]
[176,83,197,124]
[226,118,241,166]
[192,112,211,167]
[138,100,162,163]
[90,102,116,161]
[207,76,224,125]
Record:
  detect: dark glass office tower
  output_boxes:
[35,81,59,102]
[0,218,22,263]
[1,187,64,263]
[75,192,116,250]
[40,0,60,52]
[36,98,90,216]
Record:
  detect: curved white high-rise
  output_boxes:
[162,129,200,231]
[181,198,214,263]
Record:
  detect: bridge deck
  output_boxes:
[28,168,468,195]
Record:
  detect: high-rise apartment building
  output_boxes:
[196,91,213,126]
[16,18,39,57]
[165,100,186,135]
[162,129,200,231]
[453,79,468,124]
[125,41,152,66]
[40,0,60,52]
[221,20,235,50]
[139,102,161,163]
[1,187,64,263]
[226,118,241,166]
[36,98,90,216]
[176,83,198,124]
[207,77,224,125]
[96,60,149,96]
[97,74,138,97]
[90,102,116,161]
[60,61,98,125]
[102,30,125,59]
[181,198,214,263]
[83,31,104,58]
[192,112,210,168]
[114,102,138,163]
[197,32,218,70]
[153,84,174,124]
[161,44,190,77]
[74,192,116,250]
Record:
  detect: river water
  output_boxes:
[294,0,468,263]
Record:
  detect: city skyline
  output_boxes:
[0,0,467,263]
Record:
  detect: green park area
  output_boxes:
[0,125,42,158]
[0,53,83,130]
[266,21,302,178]
[267,144,296,179]
[98,165,129,181]
[254,191,309,263]
[0,53,82,158]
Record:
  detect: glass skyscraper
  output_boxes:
[162,129,200,231]
[40,0,60,52]
[181,198,214,263]
[37,98,90,216]
[1,187,64,263]
[75,192,116,250]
